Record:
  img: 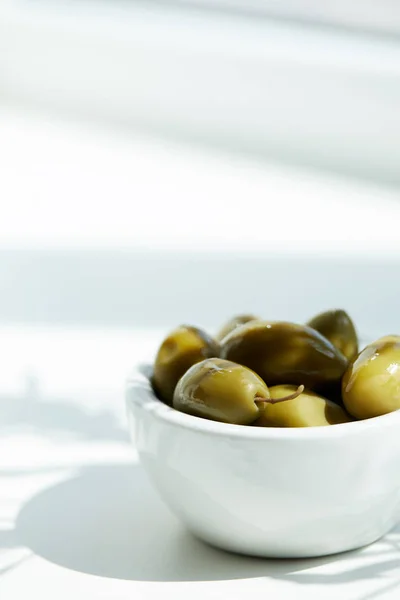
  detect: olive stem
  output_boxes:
[254,385,305,405]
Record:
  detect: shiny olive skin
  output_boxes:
[221,321,348,389]
[374,335,400,345]
[153,325,219,404]
[307,309,358,361]
[254,384,352,427]
[173,358,270,425]
[216,314,260,342]
[342,338,400,419]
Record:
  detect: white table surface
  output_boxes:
[1,325,400,600]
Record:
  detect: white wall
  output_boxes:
[0,108,399,335]
[1,0,400,183]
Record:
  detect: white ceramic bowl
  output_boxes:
[126,364,400,558]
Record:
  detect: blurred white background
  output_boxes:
[0,0,400,333]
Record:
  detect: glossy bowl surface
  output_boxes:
[126,364,400,558]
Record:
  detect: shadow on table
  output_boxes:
[0,528,32,578]
[14,462,400,590]
[0,374,126,443]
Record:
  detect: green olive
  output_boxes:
[216,314,260,342]
[342,337,400,419]
[173,358,272,425]
[254,384,352,427]
[307,309,358,361]
[221,321,348,389]
[153,325,219,404]
[374,335,400,344]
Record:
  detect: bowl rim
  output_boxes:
[126,363,400,440]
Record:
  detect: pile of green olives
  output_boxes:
[151,310,400,428]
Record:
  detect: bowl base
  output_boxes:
[190,528,389,560]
